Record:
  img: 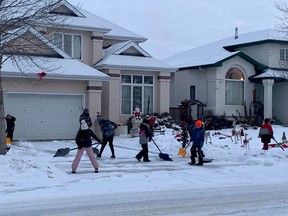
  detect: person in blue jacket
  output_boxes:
[189,120,205,166]
[97,117,118,158]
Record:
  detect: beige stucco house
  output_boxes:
[2,0,176,140]
[164,28,288,125]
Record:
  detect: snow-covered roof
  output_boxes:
[164,29,287,69]
[47,0,147,43]
[95,41,177,72]
[2,55,110,81]
[2,26,71,59]
[252,69,288,81]
[2,26,109,81]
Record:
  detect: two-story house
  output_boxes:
[2,0,176,140]
[164,28,288,125]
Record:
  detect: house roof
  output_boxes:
[163,29,285,70]
[251,68,288,83]
[47,0,147,43]
[2,55,110,81]
[2,26,109,81]
[95,41,177,72]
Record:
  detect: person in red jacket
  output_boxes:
[259,118,274,150]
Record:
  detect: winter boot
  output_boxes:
[189,157,196,165]
[196,157,203,166]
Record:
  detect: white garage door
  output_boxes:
[4,93,84,141]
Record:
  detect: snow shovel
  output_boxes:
[178,142,191,157]
[272,138,285,151]
[53,143,100,157]
[151,138,173,161]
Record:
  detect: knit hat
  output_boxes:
[195,120,202,127]
[80,120,88,130]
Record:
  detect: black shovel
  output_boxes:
[53,143,100,157]
[151,138,173,161]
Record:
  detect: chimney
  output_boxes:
[235,27,238,39]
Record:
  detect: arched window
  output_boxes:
[225,67,245,105]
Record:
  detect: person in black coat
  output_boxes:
[5,114,16,142]
[72,120,102,173]
[79,108,92,128]
[135,118,152,162]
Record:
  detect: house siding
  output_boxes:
[171,56,255,119]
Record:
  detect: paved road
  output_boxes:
[1,183,288,216]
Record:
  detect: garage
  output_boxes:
[4,93,84,141]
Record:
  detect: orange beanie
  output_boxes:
[195,120,202,127]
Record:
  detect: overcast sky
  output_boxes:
[67,0,281,59]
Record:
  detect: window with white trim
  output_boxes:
[280,49,288,61]
[53,33,82,59]
[225,67,244,105]
[121,75,154,115]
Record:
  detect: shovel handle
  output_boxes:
[151,138,162,153]
[272,138,285,151]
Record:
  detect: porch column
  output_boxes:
[262,79,274,119]
[86,81,102,122]
[157,73,171,114]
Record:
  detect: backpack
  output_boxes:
[101,120,117,137]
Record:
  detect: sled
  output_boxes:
[269,143,288,148]
[151,138,173,161]
[203,158,213,163]
[53,143,100,157]
[188,158,213,165]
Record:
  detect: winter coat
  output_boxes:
[191,127,205,148]
[5,115,16,131]
[259,123,273,143]
[75,129,102,149]
[99,119,118,137]
[139,122,152,144]
[79,110,92,127]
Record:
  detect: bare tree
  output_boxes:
[275,2,288,35]
[0,0,68,155]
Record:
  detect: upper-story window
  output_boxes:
[53,33,82,59]
[280,49,288,61]
[225,67,244,105]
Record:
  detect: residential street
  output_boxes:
[2,183,288,216]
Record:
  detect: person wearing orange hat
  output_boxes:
[189,120,205,166]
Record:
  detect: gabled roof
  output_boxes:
[50,0,85,17]
[95,41,176,72]
[1,26,109,81]
[164,29,284,70]
[2,26,70,58]
[45,0,147,43]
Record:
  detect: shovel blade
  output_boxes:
[53,148,70,157]
[178,148,187,157]
[93,147,99,155]
[159,153,173,161]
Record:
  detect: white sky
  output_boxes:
[67,0,281,59]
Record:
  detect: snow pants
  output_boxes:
[98,135,115,157]
[136,143,149,161]
[72,147,99,171]
[190,146,203,165]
